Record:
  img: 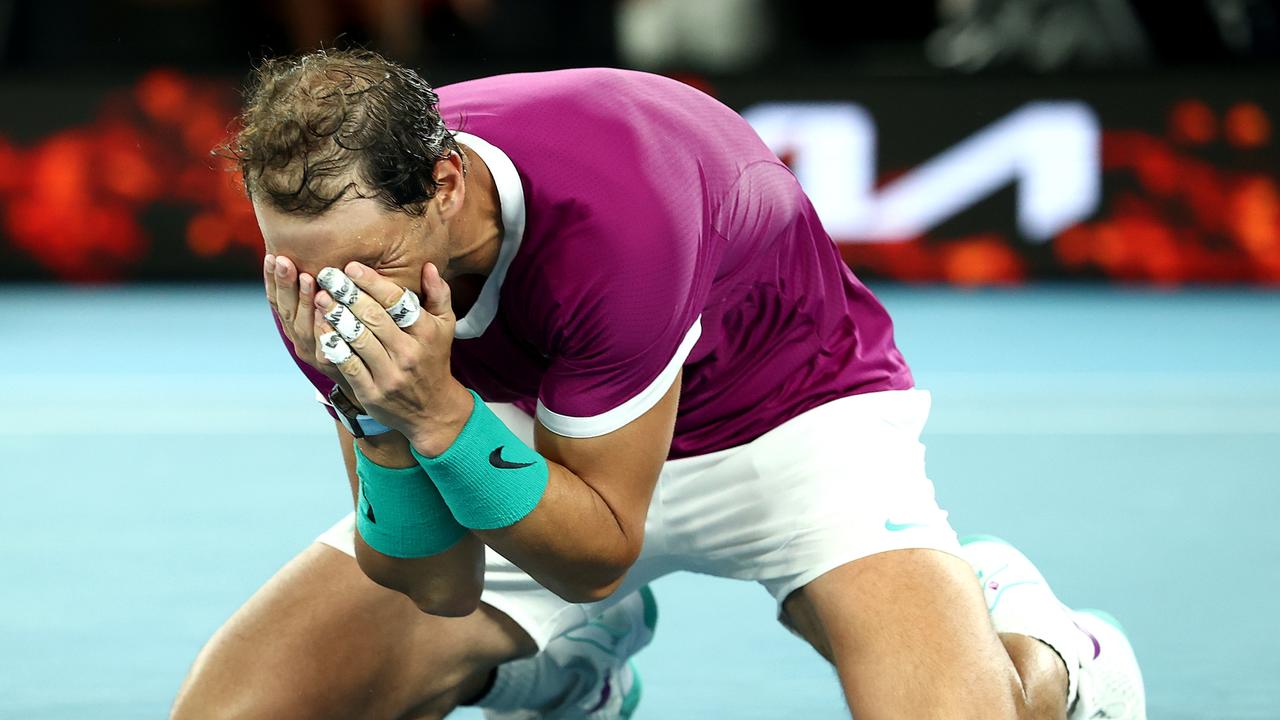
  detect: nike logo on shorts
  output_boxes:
[884,519,928,532]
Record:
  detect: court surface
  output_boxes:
[3,285,1278,719]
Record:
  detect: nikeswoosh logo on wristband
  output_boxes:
[489,446,536,470]
[360,483,376,523]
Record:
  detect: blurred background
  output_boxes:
[2,2,1279,719]
[1,0,1279,283]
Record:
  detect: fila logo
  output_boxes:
[743,101,1101,243]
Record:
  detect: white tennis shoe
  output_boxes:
[1068,608,1147,720]
[959,535,1146,720]
[485,586,657,720]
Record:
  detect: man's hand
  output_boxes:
[264,254,363,400]
[314,261,472,455]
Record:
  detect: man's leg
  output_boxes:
[171,542,535,720]
[780,548,1068,720]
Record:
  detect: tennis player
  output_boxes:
[172,50,1145,720]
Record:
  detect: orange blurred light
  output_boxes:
[1054,226,1094,269]
[187,212,231,257]
[1169,99,1216,145]
[135,69,192,126]
[30,133,93,206]
[941,235,1025,286]
[1229,176,1280,259]
[1134,142,1180,197]
[1224,102,1270,149]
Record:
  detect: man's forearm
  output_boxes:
[472,462,641,603]
[360,431,631,606]
[400,379,674,605]
[344,430,486,616]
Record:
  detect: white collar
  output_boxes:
[451,131,526,340]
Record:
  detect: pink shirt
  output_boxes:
[282,69,912,458]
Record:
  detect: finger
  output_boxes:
[316,328,377,399]
[263,254,279,310]
[292,272,318,351]
[318,329,354,365]
[313,308,373,397]
[320,296,366,342]
[318,266,413,348]
[342,262,421,329]
[386,288,421,328]
[273,255,301,327]
[317,266,363,306]
[317,291,394,373]
[421,262,454,319]
[311,308,362,401]
[315,306,349,370]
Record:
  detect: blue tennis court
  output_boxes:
[3,285,1277,719]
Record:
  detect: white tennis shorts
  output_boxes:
[317,388,961,648]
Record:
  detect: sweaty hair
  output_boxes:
[222,48,460,216]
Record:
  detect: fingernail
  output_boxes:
[299,274,313,293]
[264,255,275,272]
[346,263,364,279]
[315,292,333,310]
[275,261,288,278]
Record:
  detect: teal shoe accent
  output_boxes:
[987,579,1039,613]
[562,635,617,656]
[959,534,1013,547]
[639,585,659,633]
[1078,608,1128,635]
[620,661,643,719]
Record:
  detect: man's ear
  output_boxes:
[433,151,466,221]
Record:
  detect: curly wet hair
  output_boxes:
[222,48,460,216]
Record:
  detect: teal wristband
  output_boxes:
[354,445,467,558]
[413,390,549,530]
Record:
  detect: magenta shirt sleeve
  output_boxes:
[531,204,705,439]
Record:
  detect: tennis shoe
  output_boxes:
[1068,608,1147,720]
[484,585,657,720]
